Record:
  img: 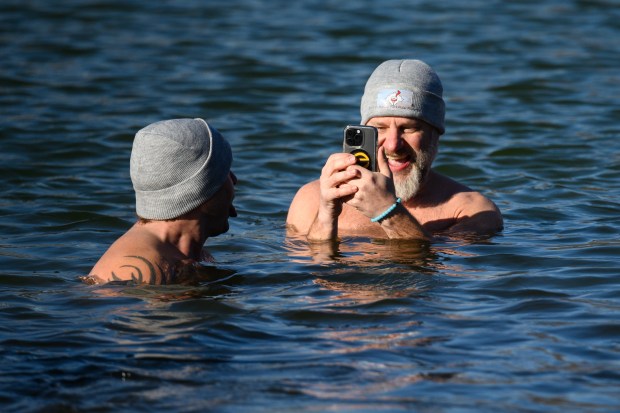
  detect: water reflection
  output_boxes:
[286,236,433,265]
[285,237,434,304]
[284,234,499,304]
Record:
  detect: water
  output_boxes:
[1,0,619,411]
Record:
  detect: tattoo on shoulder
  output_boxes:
[110,255,166,285]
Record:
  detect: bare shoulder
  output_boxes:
[286,180,320,235]
[89,227,172,284]
[451,186,498,212]
[439,174,503,234]
[422,172,502,235]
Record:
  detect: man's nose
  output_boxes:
[380,128,402,153]
[229,204,238,218]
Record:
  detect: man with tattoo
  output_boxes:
[287,59,502,241]
[88,118,237,285]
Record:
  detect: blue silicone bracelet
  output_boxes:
[370,198,401,223]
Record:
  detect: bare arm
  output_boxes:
[90,254,167,285]
[287,153,359,241]
[375,204,430,240]
[286,181,321,237]
[89,227,172,284]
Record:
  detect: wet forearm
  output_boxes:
[306,210,338,241]
[378,207,430,240]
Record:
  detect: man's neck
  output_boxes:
[401,169,436,208]
[138,219,204,260]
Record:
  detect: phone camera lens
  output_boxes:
[353,131,363,146]
[346,129,363,146]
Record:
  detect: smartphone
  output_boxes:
[343,125,378,171]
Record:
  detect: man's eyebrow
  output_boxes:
[371,121,389,127]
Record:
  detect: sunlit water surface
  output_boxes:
[1,0,619,411]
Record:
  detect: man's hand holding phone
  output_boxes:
[307,126,403,240]
[343,146,399,220]
[340,125,399,220]
[316,153,359,219]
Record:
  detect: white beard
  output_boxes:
[394,166,422,201]
[393,147,433,201]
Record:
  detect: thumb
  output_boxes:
[377,146,392,179]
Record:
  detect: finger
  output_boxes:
[323,153,357,175]
[326,168,358,189]
[345,164,367,177]
[377,146,392,179]
[328,183,358,199]
[345,164,375,188]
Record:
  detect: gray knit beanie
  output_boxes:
[130,118,232,220]
[360,59,445,134]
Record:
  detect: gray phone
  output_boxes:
[343,125,378,171]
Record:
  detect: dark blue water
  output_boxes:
[2,0,620,411]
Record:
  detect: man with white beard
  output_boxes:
[286,59,503,241]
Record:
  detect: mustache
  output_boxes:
[385,149,417,162]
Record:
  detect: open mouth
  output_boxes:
[386,153,413,172]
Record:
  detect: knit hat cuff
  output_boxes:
[361,87,445,134]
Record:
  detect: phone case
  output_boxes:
[343,125,378,171]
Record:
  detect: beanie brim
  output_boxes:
[361,87,445,134]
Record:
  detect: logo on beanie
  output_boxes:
[377,89,413,110]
